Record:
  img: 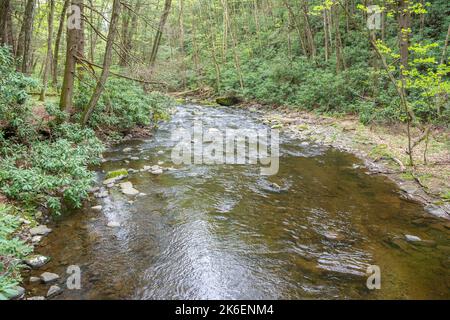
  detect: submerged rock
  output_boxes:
[40,272,60,284]
[24,255,50,269]
[29,225,52,236]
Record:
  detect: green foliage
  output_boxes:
[0,124,104,214]
[0,205,32,300]
[0,46,38,140]
[74,77,173,131]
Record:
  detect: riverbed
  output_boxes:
[25,104,450,299]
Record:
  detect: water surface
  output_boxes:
[26,105,450,299]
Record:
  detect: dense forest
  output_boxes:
[0,0,449,301]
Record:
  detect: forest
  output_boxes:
[0,0,449,301]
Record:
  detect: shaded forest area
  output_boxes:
[0,0,449,299]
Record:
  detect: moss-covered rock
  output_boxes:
[105,169,128,180]
[216,96,241,106]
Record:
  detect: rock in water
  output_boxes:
[216,96,240,106]
[405,234,421,242]
[27,296,45,300]
[119,182,140,196]
[24,255,50,269]
[123,147,132,153]
[46,285,62,298]
[91,205,102,212]
[40,272,60,284]
[29,225,52,236]
[9,286,25,300]
[107,221,121,228]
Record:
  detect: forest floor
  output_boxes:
[187,96,450,218]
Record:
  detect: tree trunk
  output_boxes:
[17,0,35,74]
[82,0,121,125]
[40,0,55,101]
[52,0,69,88]
[60,0,84,113]
[149,0,172,67]
[0,0,14,47]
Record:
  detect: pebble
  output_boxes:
[130,156,139,160]
[40,272,60,284]
[29,276,41,283]
[91,205,102,212]
[123,147,132,153]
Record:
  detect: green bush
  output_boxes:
[0,124,104,214]
[74,77,173,130]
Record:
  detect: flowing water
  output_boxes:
[25,104,450,299]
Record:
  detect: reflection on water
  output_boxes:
[25,105,450,300]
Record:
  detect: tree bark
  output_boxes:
[60,0,84,113]
[52,0,69,88]
[82,0,121,125]
[17,0,35,74]
[149,0,172,67]
[40,0,55,101]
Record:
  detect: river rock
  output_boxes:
[40,272,60,284]
[29,276,41,283]
[89,187,100,193]
[405,234,421,242]
[103,177,122,185]
[24,255,50,269]
[94,189,108,198]
[120,182,140,196]
[151,168,163,175]
[123,147,132,153]
[31,235,43,244]
[29,225,52,236]
[130,156,139,161]
[107,221,121,228]
[157,150,164,155]
[27,296,45,300]
[9,286,25,300]
[425,205,448,219]
[46,285,62,298]
[91,205,102,212]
